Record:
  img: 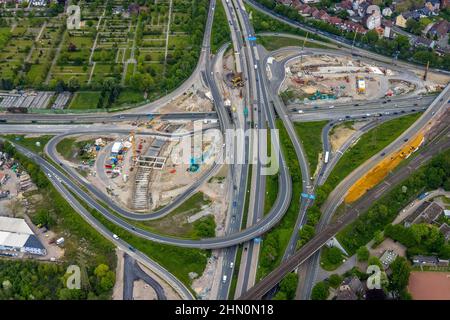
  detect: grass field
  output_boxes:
[257,35,330,51]
[294,121,328,175]
[323,113,421,193]
[68,92,101,109]
[257,119,302,280]
[3,134,53,154]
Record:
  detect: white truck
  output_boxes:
[324,151,330,164]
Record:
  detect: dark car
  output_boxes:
[354,104,359,106]
[404,138,409,142]
[382,101,387,104]
[411,109,416,112]
[345,115,351,118]
[394,112,398,115]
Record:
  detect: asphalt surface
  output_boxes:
[123,253,167,300]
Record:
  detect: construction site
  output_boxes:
[56,120,224,213]
[280,54,441,106]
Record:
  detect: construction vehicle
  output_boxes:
[231,72,245,88]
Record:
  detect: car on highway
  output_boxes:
[382,101,387,104]
[414,103,418,106]
[393,112,398,114]
[329,105,335,109]
[354,103,359,106]
[128,246,136,252]
[222,275,227,283]
[384,112,390,115]
[313,106,319,109]
[298,110,304,114]
[112,234,119,240]
[230,262,234,268]
[119,115,125,119]
[411,109,416,112]
[401,110,405,113]
[404,138,409,142]
[47,173,52,178]
[345,115,351,119]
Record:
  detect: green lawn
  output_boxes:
[68,91,101,110]
[320,246,346,271]
[257,35,330,51]
[3,134,53,154]
[294,121,328,175]
[264,128,279,215]
[322,113,421,194]
[210,0,231,53]
[257,119,302,280]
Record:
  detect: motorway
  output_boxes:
[1,0,449,301]
[238,119,450,299]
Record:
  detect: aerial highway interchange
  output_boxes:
[0,0,449,304]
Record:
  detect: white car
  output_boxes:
[112,234,119,240]
[329,105,335,109]
[230,262,234,268]
[222,275,227,283]
[298,110,304,114]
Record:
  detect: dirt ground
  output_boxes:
[158,88,213,113]
[133,280,157,300]
[330,125,356,152]
[112,249,124,300]
[408,272,450,300]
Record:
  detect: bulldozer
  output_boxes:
[231,72,245,88]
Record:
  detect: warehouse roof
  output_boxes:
[0,231,30,248]
[0,216,34,235]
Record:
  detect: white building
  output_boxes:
[0,217,46,256]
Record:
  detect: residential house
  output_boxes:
[439,223,450,241]
[311,8,321,19]
[363,6,382,30]
[343,20,367,33]
[336,0,353,11]
[0,172,7,185]
[301,0,321,3]
[395,13,408,28]
[278,0,293,6]
[428,20,450,39]
[318,10,330,22]
[403,201,443,227]
[414,36,436,49]
[291,0,303,9]
[384,26,394,38]
[336,276,365,300]
[299,5,314,16]
[412,255,439,267]
[425,0,441,12]
[382,7,393,17]
[329,16,343,27]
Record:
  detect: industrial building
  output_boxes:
[0,217,46,256]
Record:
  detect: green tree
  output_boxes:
[279,273,298,300]
[389,256,411,299]
[311,281,329,300]
[368,256,382,268]
[328,274,343,288]
[326,247,344,265]
[356,246,370,262]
